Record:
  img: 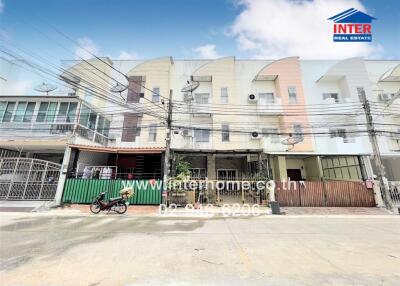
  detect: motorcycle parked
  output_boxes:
[90,187,133,214]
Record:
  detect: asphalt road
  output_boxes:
[0,213,399,286]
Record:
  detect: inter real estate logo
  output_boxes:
[328,8,376,42]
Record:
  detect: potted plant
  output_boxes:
[168,155,192,206]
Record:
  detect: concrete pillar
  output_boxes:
[373,181,385,207]
[207,154,216,180]
[361,156,385,208]
[273,156,287,181]
[54,146,72,205]
[361,155,374,179]
[304,156,324,181]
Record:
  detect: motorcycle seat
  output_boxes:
[109,197,122,202]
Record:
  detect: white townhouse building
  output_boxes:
[0,56,399,205]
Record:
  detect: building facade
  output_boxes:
[0,56,399,203]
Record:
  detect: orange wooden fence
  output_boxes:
[275,180,375,207]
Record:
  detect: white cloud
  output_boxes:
[0,0,4,13]
[115,50,139,60]
[229,0,382,59]
[193,44,222,59]
[74,37,99,60]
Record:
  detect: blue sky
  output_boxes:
[0,0,399,94]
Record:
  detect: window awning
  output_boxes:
[68,144,165,154]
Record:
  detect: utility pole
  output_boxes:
[162,89,173,204]
[358,87,392,209]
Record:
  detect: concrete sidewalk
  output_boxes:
[0,200,51,212]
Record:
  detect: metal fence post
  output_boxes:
[54,147,72,205]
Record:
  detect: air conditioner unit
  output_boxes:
[248,94,258,103]
[182,129,193,137]
[379,93,391,102]
[250,130,261,140]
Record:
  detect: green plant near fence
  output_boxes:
[62,179,162,205]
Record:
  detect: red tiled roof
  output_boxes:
[68,144,165,154]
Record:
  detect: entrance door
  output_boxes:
[217,169,240,204]
[287,169,302,181]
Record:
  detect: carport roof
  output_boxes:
[68,144,165,154]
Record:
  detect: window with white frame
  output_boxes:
[13,102,36,123]
[321,156,362,180]
[13,102,27,122]
[2,102,15,122]
[37,102,49,122]
[189,168,207,179]
[96,115,111,136]
[195,93,210,104]
[259,93,275,105]
[220,87,228,104]
[194,128,210,142]
[0,102,6,122]
[323,93,339,103]
[79,104,97,130]
[262,128,280,143]
[148,124,157,142]
[36,102,58,122]
[152,87,160,103]
[288,86,298,104]
[221,124,230,142]
[23,102,36,122]
[57,102,78,123]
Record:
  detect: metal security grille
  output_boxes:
[0,158,61,200]
[389,181,400,207]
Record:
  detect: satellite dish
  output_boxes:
[110,83,128,93]
[281,134,304,151]
[181,81,200,93]
[110,83,128,101]
[34,82,57,95]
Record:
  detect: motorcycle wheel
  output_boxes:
[115,202,127,214]
[90,202,101,214]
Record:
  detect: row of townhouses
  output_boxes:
[0,56,399,206]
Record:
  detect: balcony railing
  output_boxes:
[0,121,111,146]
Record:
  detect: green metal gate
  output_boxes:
[62,179,162,205]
